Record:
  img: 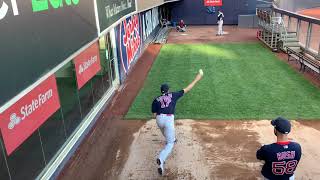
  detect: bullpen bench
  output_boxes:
[154,26,170,44]
[286,46,320,74]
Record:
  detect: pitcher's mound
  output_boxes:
[119,120,320,179]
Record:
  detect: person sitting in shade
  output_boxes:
[176,19,187,32]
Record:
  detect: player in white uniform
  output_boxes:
[217,10,224,36]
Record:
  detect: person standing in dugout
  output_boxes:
[217,9,224,36]
[151,69,204,176]
[256,117,302,180]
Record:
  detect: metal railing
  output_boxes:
[256,8,289,51]
[273,5,320,56]
[271,16,288,42]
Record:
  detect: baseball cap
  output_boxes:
[271,117,291,134]
[160,84,169,93]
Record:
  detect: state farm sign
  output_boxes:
[7,88,53,130]
[204,0,223,6]
[74,42,101,89]
[0,75,60,155]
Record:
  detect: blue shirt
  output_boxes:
[151,90,184,115]
[217,12,224,21]
[256,141,302,180]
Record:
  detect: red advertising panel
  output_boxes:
[74,43,101,89]
[204,0,223,6]
[0,75,60,155]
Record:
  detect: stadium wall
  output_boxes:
[275,0,320,12]
[0,1,176,179]
[170,0,257,25]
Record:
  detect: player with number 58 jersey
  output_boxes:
[256,117,302,180]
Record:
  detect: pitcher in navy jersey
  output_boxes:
[152,70,203,176]
[257,117,302,180]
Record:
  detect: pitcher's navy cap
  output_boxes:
[160,84,169,93]
[271,117,291,134]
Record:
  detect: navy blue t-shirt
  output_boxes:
[217,13,224,21]
[256,141,302,180]
[151,90,184,115]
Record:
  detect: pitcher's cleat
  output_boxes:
[156,158,164,175]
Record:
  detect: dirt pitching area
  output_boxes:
[59,28,320,180]
[113,120,320,180]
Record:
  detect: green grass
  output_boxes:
[126,43,320,120]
